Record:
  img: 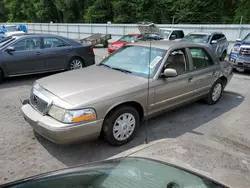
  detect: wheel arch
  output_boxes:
[219,76,227,89]
[104,101,145,123]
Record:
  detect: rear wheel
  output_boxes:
[0,69,3,84]
[204,79,223,105]
[103,106,139,146]
[68,57,84,70]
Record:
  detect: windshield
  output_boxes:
[8,158,226,188]
[5,25,18,32]
[243,34,250,43]
[183,34,210,43]
[119,35,137,43]
[100,45,165,78]
[160,29,171,39]
[0,36,15,48]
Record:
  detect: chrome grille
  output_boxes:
[240,47,250,56]
[30,89,51,114]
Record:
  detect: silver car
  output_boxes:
[182,32,229,61]
[21,41,233,146]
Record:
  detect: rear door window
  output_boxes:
[43,37,70,49]
[189,48,214,69]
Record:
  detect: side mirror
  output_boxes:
[162,68,177,77]
[236,38,242,42]
[6,46,15,53]
[170,34,177,40]
[211,40,217,44]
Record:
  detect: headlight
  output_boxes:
[48,105,96,123]
[231,46,240,53]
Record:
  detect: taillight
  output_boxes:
[90,46,94,51]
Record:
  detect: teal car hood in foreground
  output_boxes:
[0,157,228,188]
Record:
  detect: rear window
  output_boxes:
[183,34,210,43]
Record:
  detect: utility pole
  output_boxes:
[172,16,175,25]
[240,16,243,25]
[238,16,243,39]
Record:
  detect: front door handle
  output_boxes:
[66,49,72,52]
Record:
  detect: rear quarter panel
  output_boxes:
[74,45,95,66]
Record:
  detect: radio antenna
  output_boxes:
[144,39,152,144]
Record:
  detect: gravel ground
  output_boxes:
[0,48,250,185]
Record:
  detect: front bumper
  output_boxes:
[230,57,250,70]
[21,104,103,144]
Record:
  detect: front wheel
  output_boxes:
[103,106,139,146]
[0,69,3,84]
[204,79,223,105]
[68,58,84,70]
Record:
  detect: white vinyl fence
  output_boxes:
[5,23,250,51]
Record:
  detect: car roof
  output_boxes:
[10,33,61,38]
[188,31,223,35]
[129,40,208,50]
[127,33,141,36]
[159,28,183,31]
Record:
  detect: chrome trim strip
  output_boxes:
[154,85,211,106]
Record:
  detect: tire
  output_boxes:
[0,69,3,84]
[204,79,223,105]
[68,57,84,70]
[102,106,139,146]
[220,51,227,61]
[103,40,108,48]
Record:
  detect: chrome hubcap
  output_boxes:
[212,83,222,102]
[113,113,136,141]
[70,60,82,70]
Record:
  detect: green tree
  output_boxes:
[0,0,8,22]
[234,0,250,24]
[84,0,113,23]
[172,0,225,24]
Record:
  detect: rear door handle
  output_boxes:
[35,52,43,56]
[66,49,72,52]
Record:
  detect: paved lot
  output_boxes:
[0,48,250,186]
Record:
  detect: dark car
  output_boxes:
[0,33,95,83]
[0,157,228,188]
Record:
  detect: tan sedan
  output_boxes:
[21,41,233,145]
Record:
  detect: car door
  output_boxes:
[2,37,44,75]
[42,37,72,71]
[153,48,196,113]
[187,47,219,97]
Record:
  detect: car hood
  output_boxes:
[110,41,127,47]
[137,22,160,35]
[36,65,148,107]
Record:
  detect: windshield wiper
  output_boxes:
[98,64,112,69]
[112,67,132,74]
[98,64,132,74]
